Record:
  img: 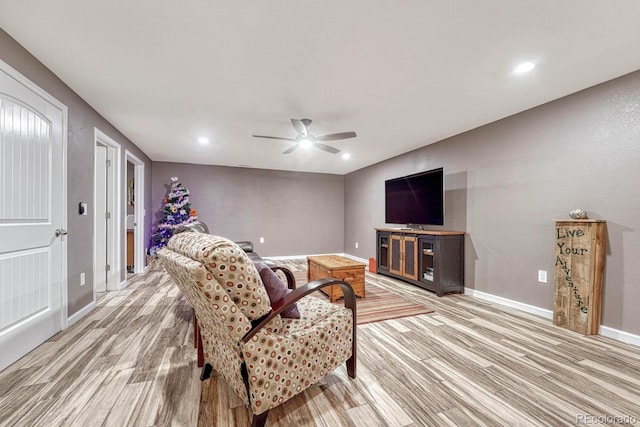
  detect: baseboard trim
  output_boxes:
[267,253,640,347]
[66,301,96,328]
[267,253,373,272]
[466,288,640,347]
[340,253,369,264]
[265,253,332,261]
[599,326,640,347]
[466,289,553,319]
[266,253,370,265]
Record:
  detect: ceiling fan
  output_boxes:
[253,119,357,154]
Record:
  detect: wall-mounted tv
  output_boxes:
[385,167,444,226]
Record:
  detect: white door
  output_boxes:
[93,130,119,292]
[0,63,66,371]
[94,144,108,293]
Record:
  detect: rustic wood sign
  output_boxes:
[553,220,606,334]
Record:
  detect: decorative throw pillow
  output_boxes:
[253,262,300,318]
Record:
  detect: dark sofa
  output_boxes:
[175,220,276,266]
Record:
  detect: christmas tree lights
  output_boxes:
[149,177,198,255]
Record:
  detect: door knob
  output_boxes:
[55,228,68,237]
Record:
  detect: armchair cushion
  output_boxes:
[165,232,272,322]
[254,262,300,319]
[240,303,353,411]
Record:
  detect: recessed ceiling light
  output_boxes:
[341,153,351,160]
[198,137,209,145]
[513,62,535,74]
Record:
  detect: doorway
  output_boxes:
[125,150,145,276]
[126,159,135,274]
[93,129,121,294]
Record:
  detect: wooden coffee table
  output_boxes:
[307,255,366,302]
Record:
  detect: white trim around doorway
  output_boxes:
[93,128,122,294]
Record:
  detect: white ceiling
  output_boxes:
[2,1,640,175]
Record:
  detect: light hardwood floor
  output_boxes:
[1,261,639,426]
[0,270,200,427]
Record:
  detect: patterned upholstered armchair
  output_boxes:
[158,232,357,427]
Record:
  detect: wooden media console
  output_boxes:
[376,228,465,296]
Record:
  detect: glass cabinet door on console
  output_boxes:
[402,236,418,280]
[418,234,464,296]
[377,231,390,272]
[420,238,435,283]
[389,234,403,276]
[389,233,418,280]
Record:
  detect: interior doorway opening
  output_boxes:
[125,150,145,277]
[126,159,135,274]
[93,129,121,294]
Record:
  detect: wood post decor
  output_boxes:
[553,220,606,334]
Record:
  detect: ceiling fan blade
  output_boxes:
[313,142,340,154]
[283,144,300,154]
[315,131,357,142]
[290,119,308,136]
[252,135,297,141]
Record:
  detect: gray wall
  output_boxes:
[152,163,345,257]
[5,25,638,336]
[345,69,640,335]
[0,30,153,316]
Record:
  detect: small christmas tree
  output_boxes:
[149,177,198,256]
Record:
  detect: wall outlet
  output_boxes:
[538,270,547,283]
[259,237,265,244]
[80,272,86,286]
[355,242,359,249]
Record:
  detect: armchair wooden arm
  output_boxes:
[269,266,296,289]
[242,278,357,378]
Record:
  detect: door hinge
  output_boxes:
[105,211,111,219]
[105,264,111,272]
[106,159,112,167]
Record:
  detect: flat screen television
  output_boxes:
[385,167,444,226]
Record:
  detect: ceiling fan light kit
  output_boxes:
[253,118,357,154]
